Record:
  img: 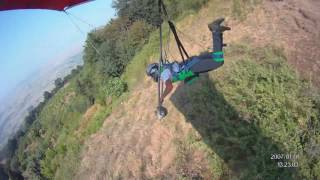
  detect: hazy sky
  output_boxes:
[0,0,115,100]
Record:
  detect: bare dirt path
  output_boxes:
[75,82,192,179]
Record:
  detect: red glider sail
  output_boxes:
[0,0,92,11]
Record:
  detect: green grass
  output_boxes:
[122,27,164,89]
[52,91,129,179]
[171,44,320,179]
[11,75,128,179]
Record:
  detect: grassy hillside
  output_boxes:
[3,0,214,179]
[170,44,320,179]
[4,0,320,179]
[0,53,83,150]
[75,40,320,178]
[79,0,320,179]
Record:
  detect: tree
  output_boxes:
[43,91,51,101]
[71,69,78,76]
[6,138,18,158]
[83,31,104,65]
[75,78,95,105]
[0,164,8,180]
[54,78,63,89]
[116,20,152,65]
[112,0,161,26]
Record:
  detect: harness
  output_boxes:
[156,0,198,113]
[160,62,198,83]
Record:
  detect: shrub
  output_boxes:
[104,78,127,97]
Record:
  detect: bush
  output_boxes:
[70,95,91,113]
[112,0,161,26]
[104,78,127,97]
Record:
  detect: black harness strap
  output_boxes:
[159,0,189,63]
[168,21,190,62]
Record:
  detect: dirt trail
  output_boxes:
[76,82,194,179]
[76,0,320,179]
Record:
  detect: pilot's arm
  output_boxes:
[160,79,173,103]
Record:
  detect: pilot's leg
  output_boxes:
[188,18,230,74]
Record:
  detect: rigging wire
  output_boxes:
[65,11,96,29]
[158,0,189,62]
[63,11,106,62]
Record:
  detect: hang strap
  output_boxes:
[158,0,189,63]
[168,21,190,63]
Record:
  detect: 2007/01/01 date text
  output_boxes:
[271,153,299,168]
[271,153,299,160]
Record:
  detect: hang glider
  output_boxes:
[0,0,92,11]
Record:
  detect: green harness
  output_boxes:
[162,51,224,83]
[159,64,196,83]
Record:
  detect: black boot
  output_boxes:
[208,17,231,32]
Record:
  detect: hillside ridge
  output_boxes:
[76,0,320,179]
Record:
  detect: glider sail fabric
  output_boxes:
[0,0,92,11]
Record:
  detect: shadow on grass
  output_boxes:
[170,74,298,179]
